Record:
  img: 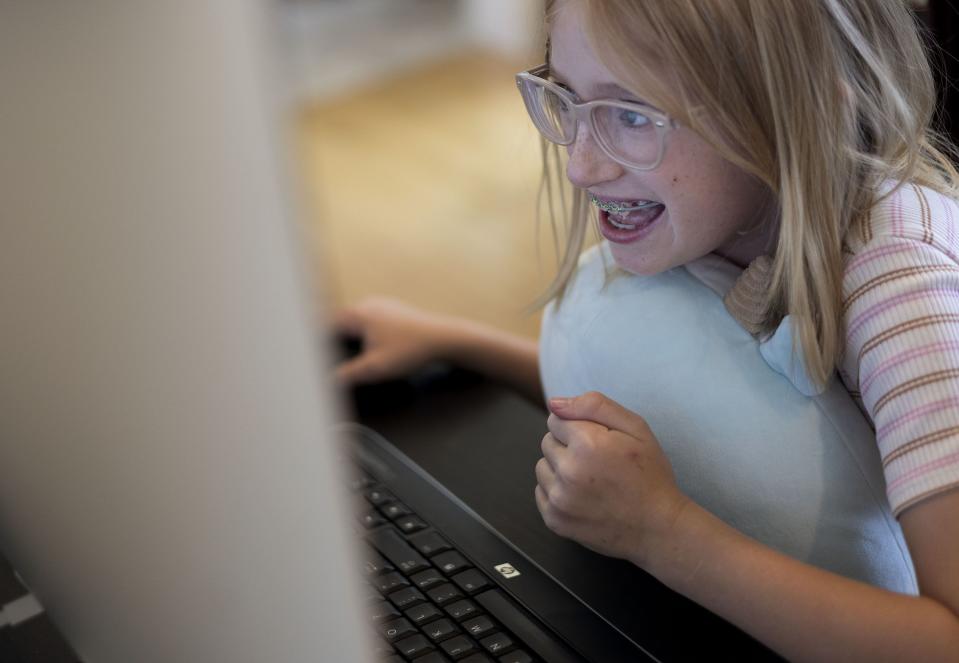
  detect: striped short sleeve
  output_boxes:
[840,183,959,517]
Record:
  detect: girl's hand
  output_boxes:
[333,297,456,385]
[534,391,690,568]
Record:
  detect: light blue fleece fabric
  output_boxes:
[539,243,916,594]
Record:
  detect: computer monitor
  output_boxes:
[0,1,374,661]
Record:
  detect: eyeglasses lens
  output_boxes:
[590,105,658,167]
[520,76,662,169]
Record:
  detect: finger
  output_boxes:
[549,391,650,439]
[547,414,614,462]
[331,307,365,336]
[546,412,605,449]
[534,484,550,518]
[334,353,384,385]
[535,484,570,536]
[540,432,568,472]
[534,456,557,495]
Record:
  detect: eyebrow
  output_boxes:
[548,66,643,101]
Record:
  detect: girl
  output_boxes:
[335,1,959,658]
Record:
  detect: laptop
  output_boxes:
[0,2,773,662]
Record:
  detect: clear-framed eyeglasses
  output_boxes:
[515,64,677,171]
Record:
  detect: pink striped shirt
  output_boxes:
[839,182,959,516]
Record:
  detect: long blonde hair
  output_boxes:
[539,0,959,389]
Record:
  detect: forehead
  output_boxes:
[547,1,637,98]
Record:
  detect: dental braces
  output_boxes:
[588,193,657,215]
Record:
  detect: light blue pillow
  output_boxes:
[539,243,916,594]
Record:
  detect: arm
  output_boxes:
[536,394,959,662]
[334,297,542,405]
[649,489,959,662]
[437,316,542,405]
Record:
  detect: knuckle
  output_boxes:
[558,459,584,487]
[636,415,653,435]
[541,503,565,533]
[550,486,575,514]
[572,434,597,458]
[580,391,604,411]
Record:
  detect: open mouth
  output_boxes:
[589,193,665,238]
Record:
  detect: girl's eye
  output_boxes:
[619,108,650,128]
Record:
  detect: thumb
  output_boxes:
[549,391,650,439]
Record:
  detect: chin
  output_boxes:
[608,247,670,277]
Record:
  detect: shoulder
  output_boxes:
[838,183,959,417]
[844,182,959,261]
[841,184,959,338]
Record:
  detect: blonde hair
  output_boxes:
[539,0,959,390]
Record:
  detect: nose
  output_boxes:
[565,121,624,190]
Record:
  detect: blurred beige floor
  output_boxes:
[296,52,556,339]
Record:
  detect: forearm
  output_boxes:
[646,501,959,662]
[436,318,542,406]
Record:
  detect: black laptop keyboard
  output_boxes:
[353,475,542,663]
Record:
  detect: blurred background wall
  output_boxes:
[278,0,552,340]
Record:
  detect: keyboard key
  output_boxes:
[433,551,471,575]
[360,510,387,528]
[497,651,533,663]
[479,632,513,655]
[380,502,412,520]
[411,568,446,590]
[349,475,376,491]
[475,590,577,663]
[373,572,410,595]
[379,617,416,643]
[368,599,400,623]
[404,602,443,625]
[369,527,429,574]
[461,615,496,638]
[426,583,463,605]
[363,550,394,576]
[440,634,477,659]
[365,486,397,506]
[460,655,494,663]
[415,653,451,663]
[380,655,404,663]
[395,515,428,534]
[388,586,426,609]
[451,569,492,594]
[423,618,458,642]
[445,599,479,621]
[408,531,453,556]
[394,633,434,659]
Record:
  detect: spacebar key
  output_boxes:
[474,590,583,663]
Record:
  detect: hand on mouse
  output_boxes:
[333,297,459,386]
[534,391,690,568]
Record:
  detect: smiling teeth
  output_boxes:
[607,215,637,230]
[588,192,660,215]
